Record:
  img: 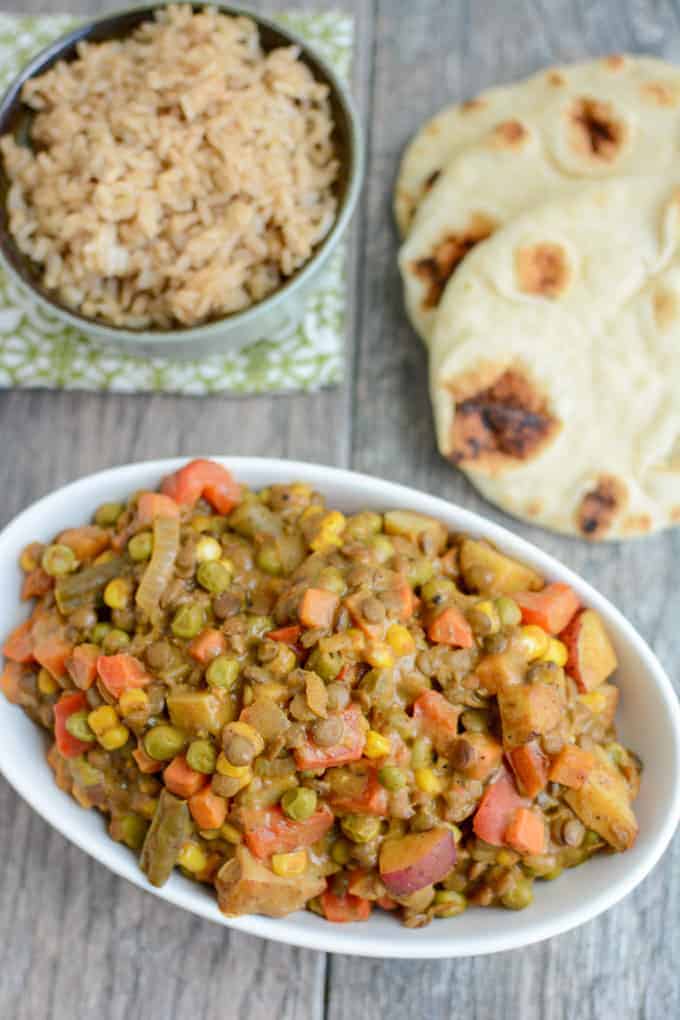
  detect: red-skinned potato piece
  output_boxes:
[561,609,617,692]
[161,459,241,514]
[379,827,457,896]
[514,583,580,634]
[508,741,549,798]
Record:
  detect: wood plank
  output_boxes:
[329,1,680,1018]
[0,1,373,1018]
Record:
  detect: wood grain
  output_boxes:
[0,2,679,1019]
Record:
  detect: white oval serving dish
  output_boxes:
[0,457,678,958]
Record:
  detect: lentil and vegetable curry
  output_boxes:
[0,459,641,926]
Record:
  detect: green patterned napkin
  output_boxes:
[0,11,352,394]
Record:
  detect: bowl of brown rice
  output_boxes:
[0,3,363,358]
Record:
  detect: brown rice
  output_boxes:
[0,5,339,328]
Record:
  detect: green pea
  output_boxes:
[421,577,457,604]
[584,829,603,848]
[95,502,124,527]
[128,531,153,561]
[341,814,381,843]
[143,724,187,762]
[330,838,352,865]
[186,739,217,774]
[245,616,273,641]
[119,813,148,850]
[42,544,77,577]
[171,603,206,639]
[306,646,342,682]
[196,560,232,594]
[91,622,112,644]
[281,786,317,821]
[318,567,346,596]
[256,541,282,576]
[344,512,382,541]
[495,596,522,628]
[433,890,467,917]
[206,655,240,690]
[501,878,534,910]
[102,628,131,653]
[369,535,394,564]
[378,765,406,791]
[65,711,95,743]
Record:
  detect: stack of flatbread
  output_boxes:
[395,55,680,540]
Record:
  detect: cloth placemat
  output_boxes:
[0,11,352,395]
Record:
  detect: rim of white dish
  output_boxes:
[0,457,678,958]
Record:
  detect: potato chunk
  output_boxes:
[498,683,563,748]
[460,539,543,595]
[216,845,325,917]
[565,748,638,851]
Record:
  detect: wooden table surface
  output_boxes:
[1,1,679,1017]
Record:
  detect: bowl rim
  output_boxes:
[0,3,364,345]
[0,456,678,959]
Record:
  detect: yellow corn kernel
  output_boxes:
[496,848,519,867]
[579,690,607,713]
[518,625,550,661]
[290,483,313,500]
[38,668,58,696]
[119,688,149,716]
[271,849,308,878]
[414,767,445,795]
[256,681,289,703]
[87,705,119,736]
[98,724,130,751]
[309,511,346,552]
[178,843,208,873]
[364,730,391,759]
[195,535,222,563]
[301,505,324,523]
[223,721,265,756]
[220,822,243,845]
[94,550,116,566]
[103,577,132,610]
[345,628,366,653]
[216,754,252,780]
[474,600,500,633]
[364,641,395,670]
[542,638,568,667]
[386,623,416,657]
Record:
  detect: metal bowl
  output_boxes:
[0,4,363,358]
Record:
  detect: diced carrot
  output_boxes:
[65,644,100,690]
[514,583,580,635]
[294,703,366,770]
[376,895,398,911]
[57,525,110,561]
[548,745,595,789]
[54,691,90,758]
[472,766,526,846]
[298,587,339,629]
[413,690,461,753]
[97,653,152,699]
[321,888,372,923]
[136,491,180,524]
[34,634,73,679]
[242,804,335,859]
[427,606,473,648]
[133,745,164,774]
[188,628,226,664]
[508,741,549,798]
[393,576,415,621]
[0,661,23,704]
[2,619,34,663]
[189,784,228,829]
[329,765,389,816]
[343,593,382,640]
[163,755,208,798]
[266,625,302,645]
[161,459,241,515]
[21,568,53,601]
[504,807,546,855]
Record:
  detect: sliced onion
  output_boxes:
[135,514,180,621]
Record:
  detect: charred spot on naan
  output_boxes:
[488,120,529,149]
[622,513,653,535]
[515,242,572,299]
[447,367,559,471]
[413,213,497,309]
[461,97,486,113]
[641,81,677,106]
[671,507,680,523]
[652,286,678,331]
[567,97,628,163]
[576,475,628,539]
[603,54,626,71]
[547,71,565,87]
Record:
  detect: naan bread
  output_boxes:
[429,178,680,539]
[395,54,680,238]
